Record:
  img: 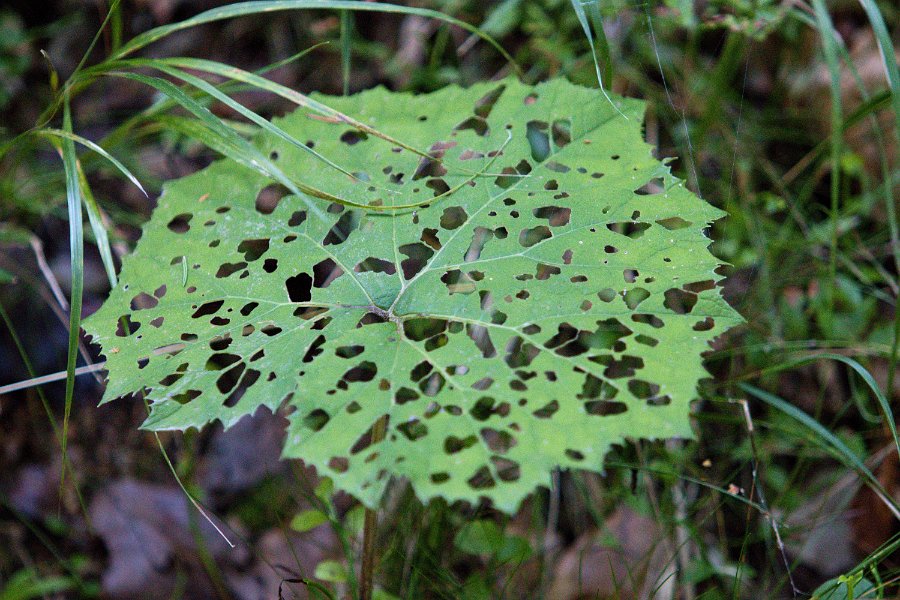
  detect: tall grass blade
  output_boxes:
[568,0,623,116]
[108,1,518,75]
[58,96,84,498]
[36,128,146,196]
[809,0,844,334]
[740,383,900,519]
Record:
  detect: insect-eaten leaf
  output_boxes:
[85,78,742,513]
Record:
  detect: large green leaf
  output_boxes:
[85,78,741,512]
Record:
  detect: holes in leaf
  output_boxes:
[634,177,664,195]
[302,335,326,363]
[255,184,289,215]
[209,334,232,351]
[467,466,496,490]
[342,361,377,383]
[441,269,477,295]
[585,400,627,416]
[304,409,330,432]
[172,389,201,405]
[129,292,158,311]
[419,372,446,397]
[354,257,396,275]
[632,313,664,328]
[601,355,644,379]
[455,116,488,136]
[474,84,505,118]
[481,428,517,453]
[607,221,651,239]
[398,419,428,441]
[216,361,245,394]
[224,368,260,407]
[167,213,192,233]
[551,119,571,149]
[683,280,715,293]
[444,435,477,454]
[532,399,559,418]
[336,345,364,359]
[286,273,312,302]
[263,258,278,273]
[329,457,348,473]
[150,316,164,328]
[519,225,551,248]
[340,130,368,145]
[237,238,270,262]
[464,227,493,262]
[159,363,189,386]
[635,334,659,347]
[623,269,638,284]
[192,300,224,318]
[664,288,697,314]
[404,319,447,343]
[323,212,358,246]
[623,287,650,310]
[533,206,571,227]
[467,324,497,359]
[395,387,419,405]
[526,121,550,162]
[628,379,660,400]
[350,415,391,454]
[260,323,282,336]
[440,206,468,230]
[693,317,715,331]
[470,397,506,421]
[216,262,247,278]
[399,243,434,279]
[288,210,307,227]
[656,216,691,230]
[504,337,539,368]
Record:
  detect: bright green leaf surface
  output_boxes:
[85,78,741,513]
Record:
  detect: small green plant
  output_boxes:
[83,74,740,595]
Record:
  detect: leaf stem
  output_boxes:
[360,414,388,600]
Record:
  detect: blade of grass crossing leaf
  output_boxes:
[568,0,623,116]
[104,70,328,222]
[94,44,329,154]
[586,1,613,93]
[59,96,83,499]
[138,57,442,162]
[139,62,366,185]
[37,129,146,196]
[809,0,843,334]
[107,0,519,76]
[740,383,900,520]
[75,162,117,287]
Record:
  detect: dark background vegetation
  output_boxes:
[0,0,897,598]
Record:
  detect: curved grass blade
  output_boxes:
[36,128,147,197]
[58,95,83,498]
[108,0,519,76]
[745,353,899,461]
[740,383,900,520]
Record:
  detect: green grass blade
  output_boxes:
[59,95,84,498]
[340,10,351,96]
[740,383,900,519]
[133,56,438,161]
[140,61,366,184]
[108,1,518,75]
[747,353,899,460]
[36,128,146,197]
[75,162,117,287]
[853,0,900,139]
[568,0,622,115]
[809,0,843,334]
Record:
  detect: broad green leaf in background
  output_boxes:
[84,78,741,513]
